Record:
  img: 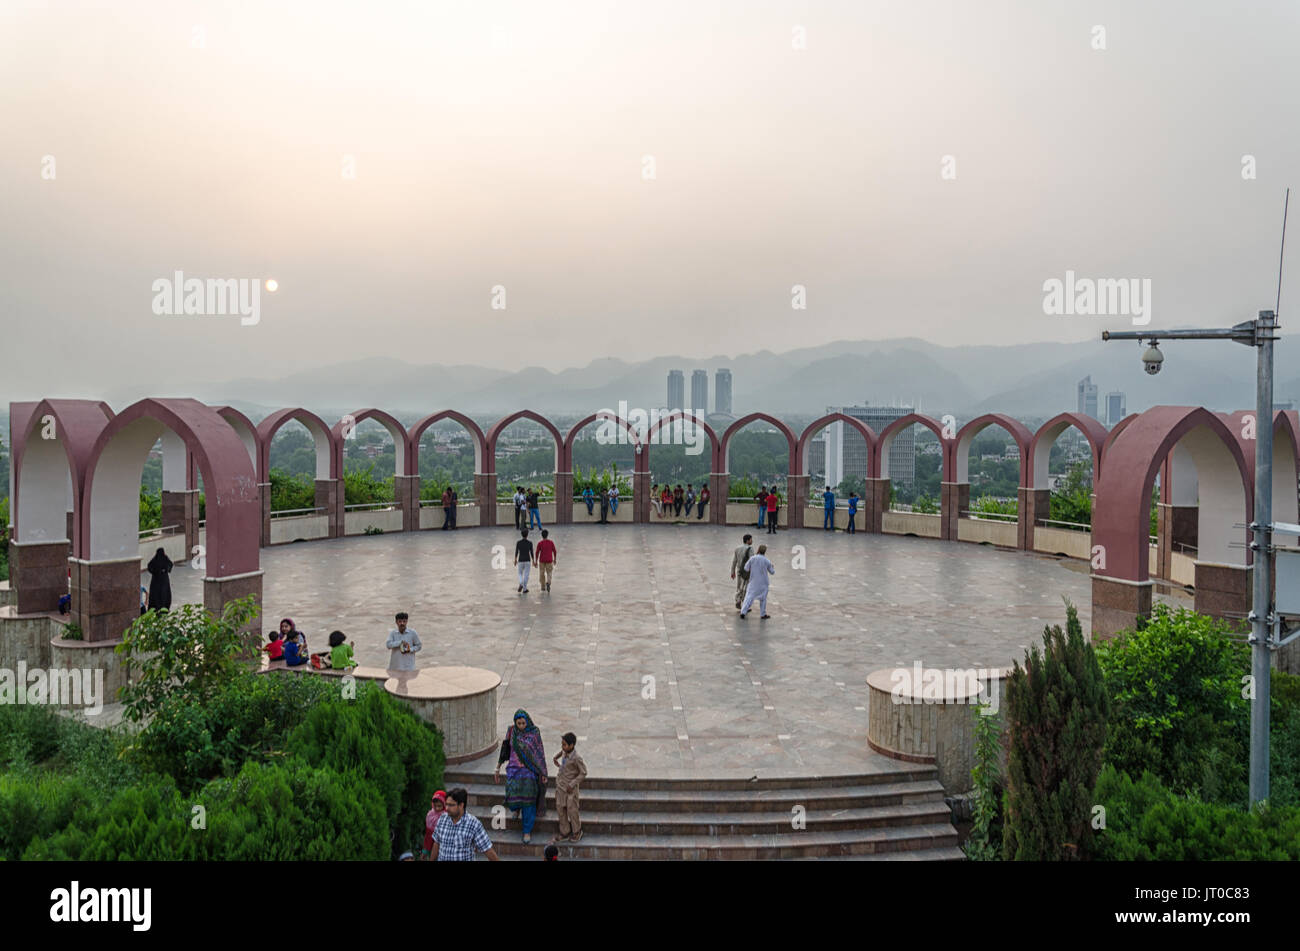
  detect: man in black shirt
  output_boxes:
[514,529,535,594]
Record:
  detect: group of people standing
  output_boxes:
[729,533,775,618]
[754,487,780,534]
[439,486,459,529]
[652,483,709,519]
[513,486,544,531]
[579,484,619,522]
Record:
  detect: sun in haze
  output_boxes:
[265,279,278,292]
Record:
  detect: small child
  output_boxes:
[421,790,448,859]
[550,732,587,843]
[264,630,285,661]
[282,630,307,667]
[329,630,357,670]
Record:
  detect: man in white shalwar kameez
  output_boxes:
[386,611,423,670]
[739,544,775,619]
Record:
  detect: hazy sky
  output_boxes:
[3,0,1298,397]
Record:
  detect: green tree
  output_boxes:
[1002,601,1110,860]
[1049,460,1093,527]
[115,596,262,725]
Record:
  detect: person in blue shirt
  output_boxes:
[823,486,836,530]
[581,486,594,516]
[847,491,859,533]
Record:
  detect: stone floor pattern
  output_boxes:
[166,524,1191,777]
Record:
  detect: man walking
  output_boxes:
[729,533,755,610]
[765,488,779,534]
[739,544,775,619]
[536,529,557,592]
[515,529,535,594]
[822,485,836,531]
[429,788,500,861]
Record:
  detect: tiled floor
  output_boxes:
[164,525,1191,777]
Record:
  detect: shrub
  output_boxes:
[1091,765,1300,860]
[1094,604,1250,804]
[964,703,1004,860]
[116,595,262,724]
[0,773,94,860]
[289,684,445,857]
[1002,601,1109,860]
[24,775,193,860]
[0,703,66,768]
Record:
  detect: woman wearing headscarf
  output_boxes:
[493,709,548,844]
[146,547,173,612]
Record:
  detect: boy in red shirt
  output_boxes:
[536,529,558,593]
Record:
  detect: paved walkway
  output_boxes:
[165,526,1190,776]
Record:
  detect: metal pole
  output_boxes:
[1249,310,1276,806]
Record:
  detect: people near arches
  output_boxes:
[280,618,308,666]
[582,485,595,516]
[494,709,548,845]
[823,485,836,530]
[329,630,357,669]
[441,487,454,530]
[697,484,710,519]
[765,488,779,534]
[660,485,672,518]
[755,487,768,528]
[527,488,542,530]
[514,486,527,531]
[673,484,684,517]
[449,485,458,529]
[847,491,859,533]
[730,533,755,610]
[650,483,662,517]
[684,484,695,517]
[386,611,421,670]
[536,529,557,592]
[596,486,608,523]
[608,483,619,516]
[515,529,534,593]
[739,543,775,619]
[146,547,173,612]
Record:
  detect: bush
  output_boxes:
[289,684,445,857]
[24,775,193,860]
[1002,601,1109,860]
[1091,765,1300,860]
[0,703,66,769]
[0,772,94,860]
[964,703,1004,860]
[1095,604,1250,804]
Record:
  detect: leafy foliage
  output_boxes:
[1002,602,1110,860]
[964,703,1004,860]
[115,596,262,724]
[1048,460,1092,527]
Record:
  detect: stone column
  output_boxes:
[710,472,728,525]
[1091,575,1153,640]
[258,483,272,547]
[1193,562,1250,625]
[787,474,809,529]
[161,488,200,554]
[554,471,573,525]
[394,474,420,532]
[940,482,969,541]
[1157,504,1198,579]
[69,556,140,643]
[633,468,649,523]
[204,570,264,650]
[1017,487,1050,552]
[9,539,70,614]
[865,478,890,534]
[475,472,496,527]
[315,478,342,538]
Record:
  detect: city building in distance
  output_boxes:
[1106,390,1127,427]
[1077,375,1099,420]
[820,403,916,489]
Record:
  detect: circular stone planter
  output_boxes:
[865,665,1007,795]
[383,666,501,764]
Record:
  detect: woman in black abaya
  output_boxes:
[146,547,173,611]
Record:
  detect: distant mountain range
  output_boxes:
[27,334,1300,426]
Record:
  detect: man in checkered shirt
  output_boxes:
[428,788,500,862]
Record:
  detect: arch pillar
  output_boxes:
[394,474,420,532]
[475,472,497,526]
[865,477,890,533]
[259,482,272,546]
[633,469,650,523]
[940,482,968,541]
[1090,575,1153,641]
[711,473,728,525]
[1017,487,1050,551]
[315,478,343,538]
[9,540,70,614]
[787,474,809,529]
[555,471,573,524]
[204,570,264,645]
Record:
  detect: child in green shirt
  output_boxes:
[329,630,357,669]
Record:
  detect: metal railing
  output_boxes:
[1035,517,1092,532]
[960,510,1018,522]
[138,524,182,539]
[269,507,325,519]
[343,502,398,512]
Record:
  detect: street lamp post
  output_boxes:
[1102,310,1279,806]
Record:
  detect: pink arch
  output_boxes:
[1104,413,1139,457]
[12,399,114,544]
[643,411,721,473]
[213,406,259,474]
[562,412,644,473]
[955,414,1033,487]
[1029,412,1109,489]
[1093,407,1252,582]
[873,413,949,481]
[408,410,487,475]
[485,410,564,476]
[797,413,877,480]
[331,408,409,478]
[82,398,260,575]
[255,408,337,483]
[721,413,797,474]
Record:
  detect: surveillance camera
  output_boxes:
[1142,342,1163,376]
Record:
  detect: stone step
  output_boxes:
[454,779,948,814]
[532,846,968,862]
[488,823,961,860]
[444,763,938,792]
[490,800,951,837]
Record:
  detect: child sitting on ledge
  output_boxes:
[329,630,357,670]
[264,629,285,661]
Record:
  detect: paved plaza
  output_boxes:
[167,525,1191,777]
